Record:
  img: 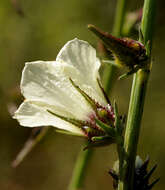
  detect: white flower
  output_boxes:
[14,38,112,137]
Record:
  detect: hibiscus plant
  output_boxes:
[12,0,158,190]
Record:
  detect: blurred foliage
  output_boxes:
[0,0,165,189]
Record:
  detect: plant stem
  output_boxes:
[68,143,92,190]
[103,0,127,94]
[118,70,149,190]
[118,0,156,190]
[113,0,127,37]
[140,0,156,47]
[12,127,49,168]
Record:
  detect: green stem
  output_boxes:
[140,0,156,47]
[68,143,92,190]
[118,70,149,190]
[118,0,156,190]
[113,0,127,37]
[103,0,127,94]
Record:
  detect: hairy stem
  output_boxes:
[118,0,156,190]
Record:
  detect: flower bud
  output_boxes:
[88,24,148,77]
[109,156,160,190]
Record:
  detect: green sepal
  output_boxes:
[97,78,111,104]
[95,118,116,137]
[114,101,124,136]
[82,125,105,137]
[47,109,85,127]
[114,101,119,132]
[101,60,120,68]
[84,136,114,149]
[55,129,84,137]
[91,135,111,142]
[69,78,97,110]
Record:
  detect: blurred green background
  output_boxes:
[0,0,165,189]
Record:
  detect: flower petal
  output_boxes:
[13,101,84,135]
[56,38,107,106]
[20,61,94,120]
